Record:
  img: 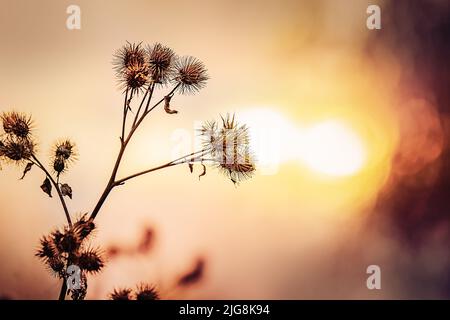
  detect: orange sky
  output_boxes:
[1,0,447,299]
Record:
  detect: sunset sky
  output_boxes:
[0,0,448,299]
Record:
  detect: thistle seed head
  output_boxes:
[201,115,248,155]
[76,248,104,274]
[36,236,58,261]
[124,63,149,94]
[136,284,159,300]
[147,43,176,84]
[36,234,66,278]
[1,111,33,139]
[54,229,81,253]
[73,214,96,240]
[110,288,132,300]
[200,114,256,184]
[113,42,147,76]
[53,157,65,174]
[113,42,150,94]
[218,150,256,184]
[51,139,77,175]
[1,137,35,162]
[46,257,65,278]
[172,56,208,94]
[54,139,76,161]
[0,140,6,161]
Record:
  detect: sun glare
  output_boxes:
[239,108,366,177]
[300,121,366,176]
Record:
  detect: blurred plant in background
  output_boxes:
[0,42,255,300]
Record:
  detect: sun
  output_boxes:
[238,108,367,177]
[300,121,366,177]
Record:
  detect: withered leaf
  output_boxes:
[40,177,52,197]
[20,162,34,180]
[164,105,178,114]
[198,164,206,180]
[61,183,72,199]
[178,259,205,286]
[188,163,194,173]
[164,95,178,114]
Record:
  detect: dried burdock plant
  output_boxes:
[0,41,255,300]
[173,56,209,94]
[147,42,176,85]
[110,288,133,300]
[109,284,159,300]
[51,139,78,178]
[1,111,33,139]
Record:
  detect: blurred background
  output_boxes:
[0,0,448,299]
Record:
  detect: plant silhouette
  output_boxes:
[0,42,255,300]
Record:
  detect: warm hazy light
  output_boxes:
[300,121,366,177]
[239,109,366,177]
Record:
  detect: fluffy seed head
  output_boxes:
[77,248,104,274]
[200,114,256,184]
[147,43,176,84]
[173,56,208,94]
[54,139,76,161]
[73,214,96,240]
[136,284,159,300]
[113,42,150,94]
[53,229,81,253]
[110,288,132,300]
[1,137,35,162]
[53,157,65,174]
[1,111,33,139]
[0,140,4,153]
[36,236,58,261]
[201,114,249,158]
[123,63,149,94]
[218,149,256,184]
[46,257,65,278]
[51,139,77,175]
[113,42,147,76]
[36,234,66,278]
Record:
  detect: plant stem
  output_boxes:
[114,152,211,186]
[32,155,72,227]
[146,84,179,115]
[89,84,179,221]
[114,162,178,186]
[120,89,129,142]
[32,155,73,301]
[169,149,208,164]
[133,83,153,127]
[58,279,67,301]
[89,142,126,220]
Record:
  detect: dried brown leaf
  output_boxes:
[40,177,52,198]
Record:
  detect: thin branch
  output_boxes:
[114,162,177,186]
[120,89,129,143]
[58,279,67,301]
[31,155,72,227]
[168,149,209,165]
[114,151,214,186]
[133,83,153,128]
[145,83,179,116]
[89,142,125,220]
[89,85,180,221]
